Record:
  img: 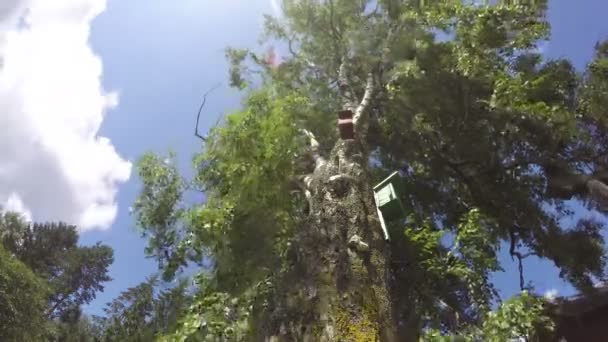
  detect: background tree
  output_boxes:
[0,211,114,319]
[53,312,103,342]
[0,242,49,341]
[133,0,608,340]
[95,276,191,341]
[0,211,114,340]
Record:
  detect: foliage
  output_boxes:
[52,312,103,342]
[133,0,608,340]
[134,90,311,340]
[133,151,187,281]
[97,278,156,341]
[0,243,49,341]
[0,211,114,319]
[95,276,191,341]
[394,209,502,332]
[481,291,554,341]
[134,90,308,287]
[160,273,276,342]
[0,211,114,340]
[425,291,554,341]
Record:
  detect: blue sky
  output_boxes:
[71,0,608,314]
[78,0,275,314]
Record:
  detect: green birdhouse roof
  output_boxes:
[373,171,402,192]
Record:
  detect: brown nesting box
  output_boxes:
[338,109,354,140]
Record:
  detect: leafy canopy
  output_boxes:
[0,212,114,319]
[0,243,49,341]
[94,276,191,342]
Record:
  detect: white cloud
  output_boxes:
[3,192,32,222]
[544,288,559,301]
[0,0,131,231]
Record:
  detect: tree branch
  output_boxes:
[508,230,537,291]
[290,174,313,214]
[353,72,376,127]
[300,129,326,170]
[287,35,319,71]
[194,83,221,142]
[47,293,68,318]
[338,60,358,109]
[350,23,398,134]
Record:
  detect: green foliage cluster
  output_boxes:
[94,276,191,341]
[134,90,310,287]
[0,242,49,341]
[0,211,114,341]
[133,90,312,340]
[425,291,553,341]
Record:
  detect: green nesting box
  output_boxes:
[373,171,406,222]
[373,171,406,241]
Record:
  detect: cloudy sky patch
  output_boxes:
[0,0,130,230]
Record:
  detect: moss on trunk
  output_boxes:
[262,139,403,341]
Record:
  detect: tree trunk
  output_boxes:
[263,138,410,341]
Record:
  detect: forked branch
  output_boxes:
[194,83,221,141]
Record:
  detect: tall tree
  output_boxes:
[0,242,49,341]
[134,0,608,340]
[95,276,191,341]
[53,310,103,342]
[0,212,114,320]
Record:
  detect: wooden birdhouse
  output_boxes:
[338,109,354,140]
[373,171,406,240]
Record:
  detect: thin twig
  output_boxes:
[194,83,222,141]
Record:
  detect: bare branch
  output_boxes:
[508,230,537,291]
[194,83,222,142]
[47,295,66,318]
[301,129,319,149]
[290,174,314,214]
[328,174,357,184]
[300,129,326,170]
[286,36,306,65]
[349,23,398,134]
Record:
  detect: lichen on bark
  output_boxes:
[262,139,399,341]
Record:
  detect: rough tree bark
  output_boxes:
[264,141,401,342]
[262,62,412,341]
